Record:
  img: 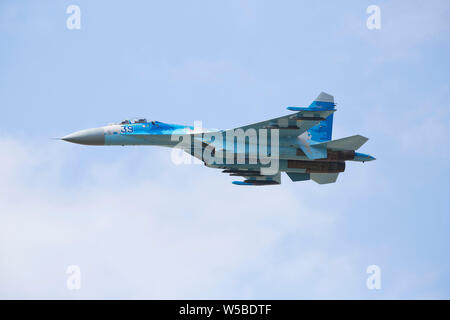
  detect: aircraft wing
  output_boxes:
[225,108,335,136]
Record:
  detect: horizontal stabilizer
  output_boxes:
[311,135,368,151]
[310,173,339,184]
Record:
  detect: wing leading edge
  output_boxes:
[225,93,335,137]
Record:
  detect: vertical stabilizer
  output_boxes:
[307,92,335,142]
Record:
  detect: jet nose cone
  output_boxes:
[61,127,105,145]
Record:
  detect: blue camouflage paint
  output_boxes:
[308,113,333,142]
[61,92,375,186]
[105,121,194,146]
[305,99,335,143]
[353,152,376,162]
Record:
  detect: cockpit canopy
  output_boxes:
[119,118,148,125]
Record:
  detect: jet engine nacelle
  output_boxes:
[287,160,345,173]
[324,150,355,161]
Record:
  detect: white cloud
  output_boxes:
[0,135,446,299]
[0,136,350,299]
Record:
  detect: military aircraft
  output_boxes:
[61,92,375,186]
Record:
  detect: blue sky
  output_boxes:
[1,0,449,299]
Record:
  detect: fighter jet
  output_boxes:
[61,92,375,186]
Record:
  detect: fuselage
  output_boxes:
[62,119,374,163]
[62,120,196,148]
[60,92,375,185]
